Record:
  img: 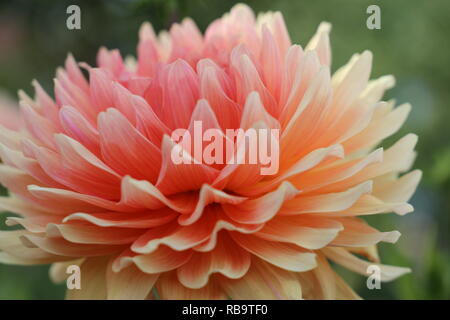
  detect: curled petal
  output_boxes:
[323,247,411,282]
[113,247,192,274]
[281,181,372,215]
[330,217,401,247]
[156,135,219,195]
[157,272,226,300]
[63,210,176,229]
[255,215,343,250]
[45,224,144,245]
[98,108,161,182]
[23,234,126,257]
[230,233,317,272]
[223,181,298,224]
[177,232,251,289]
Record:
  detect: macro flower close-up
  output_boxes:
[0,2,427,300]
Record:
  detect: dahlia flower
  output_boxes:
[0,4,420,300]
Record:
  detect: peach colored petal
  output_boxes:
[241,144,343,196]
[6,215,62,233]
[27,185,134,213]
[279,50,321,127]
[0,164,41,199]
[177,232,251,289]
[192,207,263,252]
[114,246,192,274]
[330,51,372,117]
[361,75,395,105]
[260,26,282,101]
[223,181,298,224]
[280,181,372,215]
[230,233,317,272]
[0,196,58,217]
[63,210,176,228]
[157,272,226,300]
[311,254,336,299]
[23,234,125,257]
[319,134,417,194]
[219,257,302,300]
[131,212,216,254]
[255,215,343,250]
[292,148,383,192]
[279,45,303,108]
[45,224,144,245]
[239,91,280,130]
[50,259,84,283]
[280,66,331,162]
[344,103,411,152]
[106,263,158,300]
[330,217,401,247]
[66,256,108,300]
[305,22,331,66]
[316,194,414,217]
[323,247,411,281]
[373,170,422,204]
[334,272,361,299]
[214,121,280,190]
[0,231,71,264]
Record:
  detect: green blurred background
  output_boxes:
[0,0,448,299]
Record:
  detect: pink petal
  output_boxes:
[98,108,161,182]
[59,106,100,155]
[155,135,219,195]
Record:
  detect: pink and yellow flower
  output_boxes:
[0,4,420,299]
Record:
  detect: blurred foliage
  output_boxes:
[0,0,449,299]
